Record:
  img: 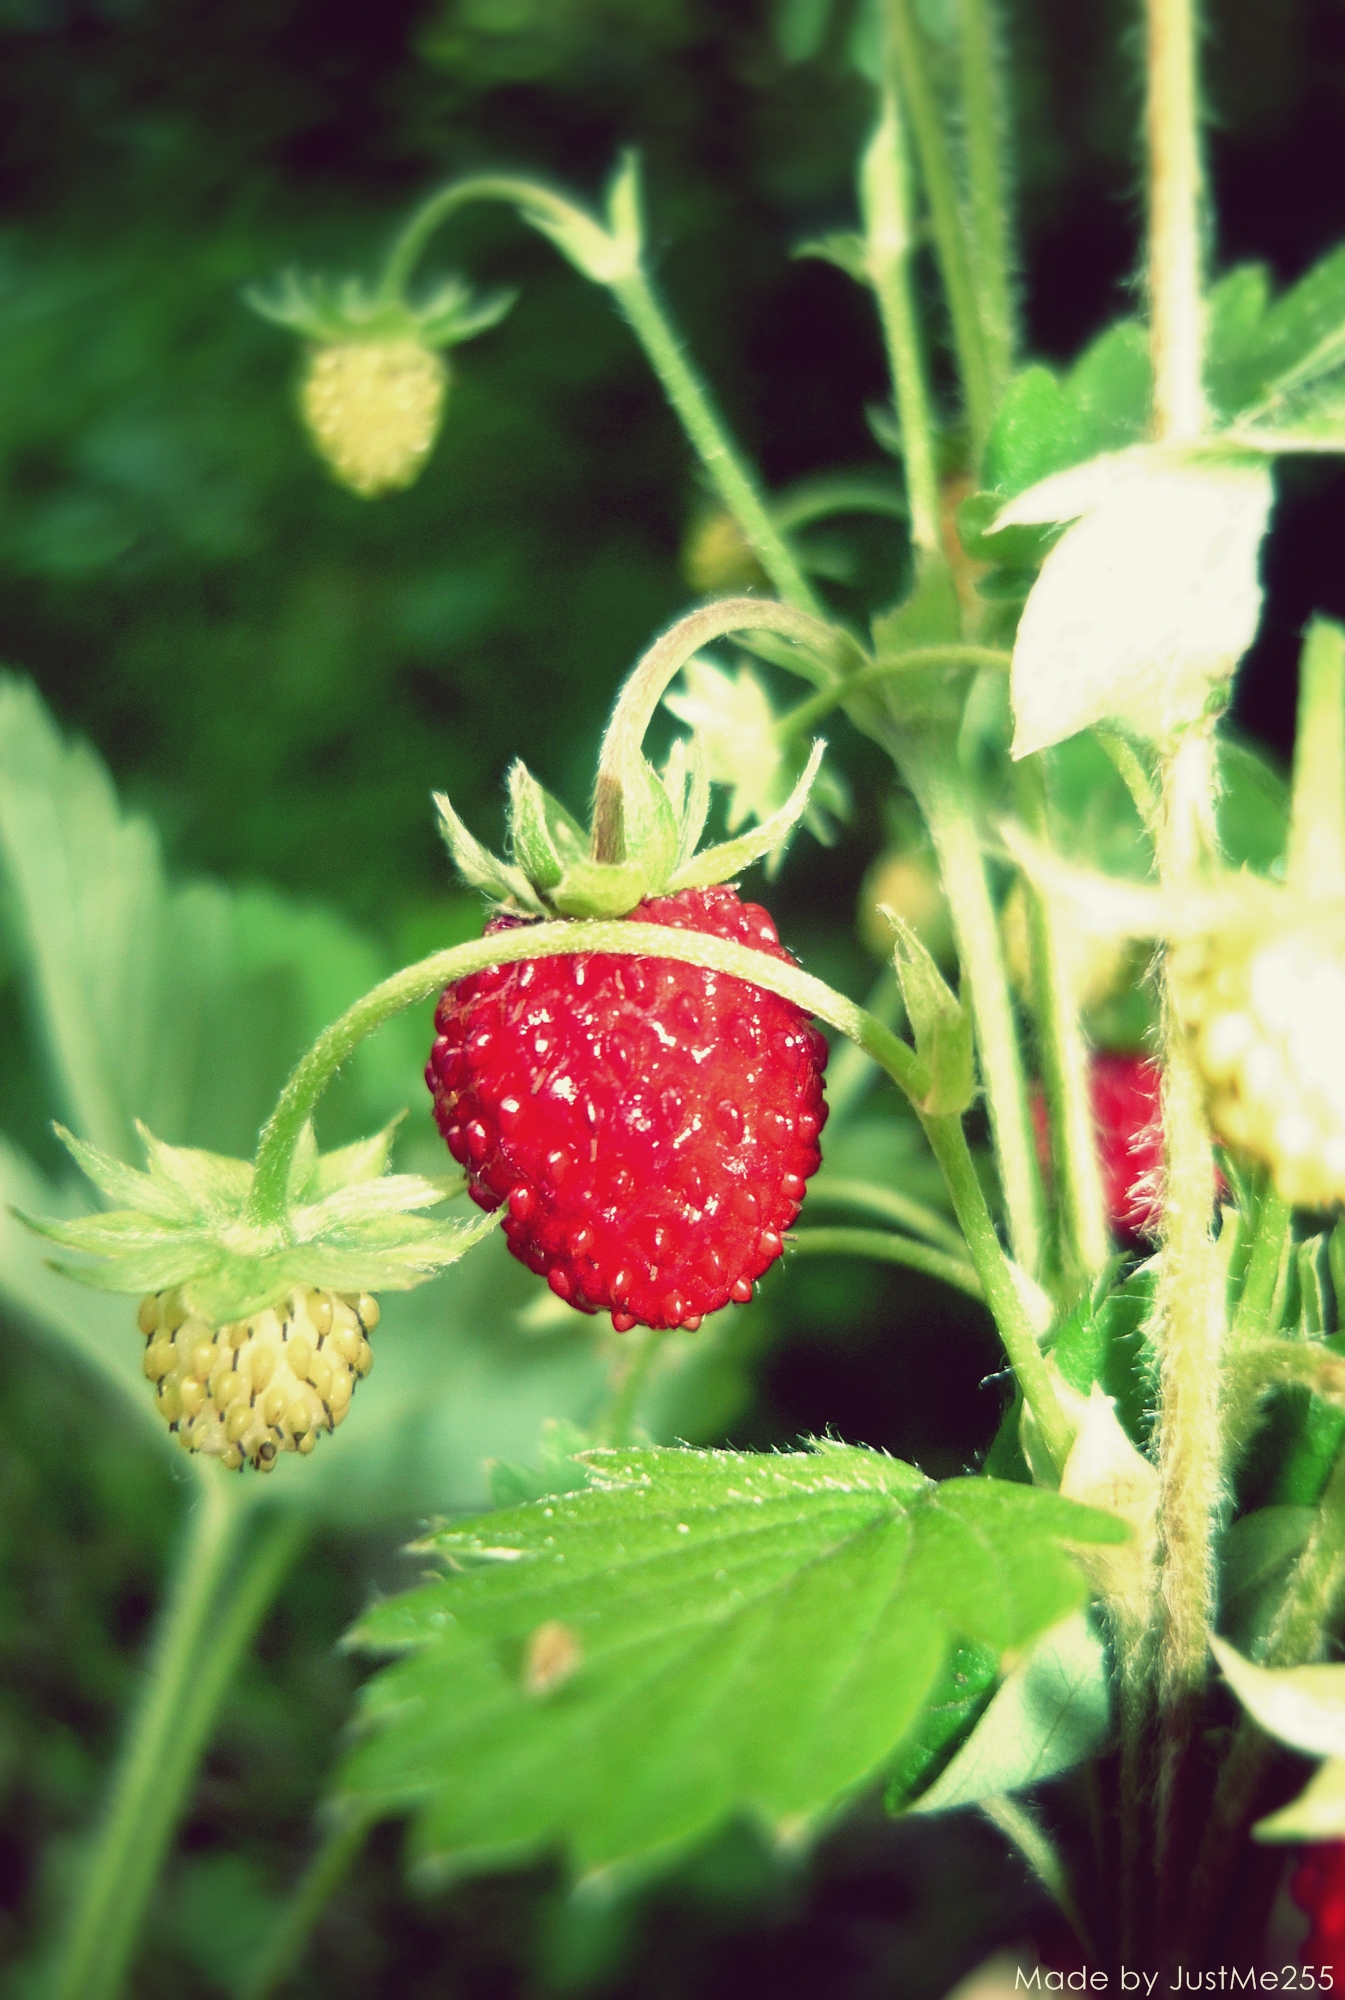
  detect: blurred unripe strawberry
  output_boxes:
[138,1284,376,1471]
[300,339,449,497]
[1033,1051,1164,1240]
[1173,910,1345,1208]
[681,509,767,594]
[859,847,954,965]
[1001,879,1136,1019]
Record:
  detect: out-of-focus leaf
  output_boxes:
[906,1611,1111,1812]
[1212,1636,1345,1760]
[340,1446,1125,1876]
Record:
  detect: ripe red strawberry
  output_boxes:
[426,886,829,1331]
[1033,1051,1164,1240]
[1294,1843,1345,1978]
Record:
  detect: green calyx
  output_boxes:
[433,597,844,922]
[246,267,515,353]
[435,736,826,923]
[18,1121,497,1324]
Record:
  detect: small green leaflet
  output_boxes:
[1212,1637,1345,1842]
[341,1442,1126,1876]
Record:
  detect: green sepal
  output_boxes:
[661,734,712,871]
[792,233,871,287]
[18,1120,498,1324]
[506,761,587,895]
[434,790,546,914]
[612,746,682,887]
[517,154,643,287]
[548,856,652,919]
[885,917,975,1116]
[247,269,515,351]
[669,740,827,891]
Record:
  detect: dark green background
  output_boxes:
[0,0,1340,1992]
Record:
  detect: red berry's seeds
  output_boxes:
[426,887,829,1330]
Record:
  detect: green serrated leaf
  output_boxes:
[340,1446,1124,1876]
[981,366,1091,499]
[907,1611,1111,1813]
[1218,1507,1314,1655]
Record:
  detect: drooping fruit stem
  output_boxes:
[589,596,850,864]
[249,919,1070,1460]
[1145,0,1207,443]
[957,0,1016,403]
[375,174,820,613]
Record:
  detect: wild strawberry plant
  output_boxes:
[8,0,1345,1992]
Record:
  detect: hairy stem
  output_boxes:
[860,90,941,553]
[375,173,819,612]
[775,645,1010,741]
[884,0,995,457]
[957,0,1015,399]
[807,1175,967,1255]
[1015,758,1110,1291]
[590,596,849,863]
[601,1325,673,1448]
[1145,0,1206,442]
[50,1490,302,2000]
[241,1805,378,2000]
[900,735,1048,1282]
[1150,732,1226,1899]
[790,1225,983,1300]
[923,1110,1072,1470]
[610,270,822,612]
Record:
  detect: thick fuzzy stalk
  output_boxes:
[1145,0,1206,442]
[1150,731,1226,1894]
[957,0,1016,399]
[883,0,995,456]
[50,1487,302,2000]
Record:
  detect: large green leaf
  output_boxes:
[340,1444,1125,1875]
[0,675,424,1162]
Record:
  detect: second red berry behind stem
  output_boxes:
[426,886,830,1332]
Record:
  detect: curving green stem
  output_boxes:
[590,595,849,863]
[775,646,1010,742]
[807,1175,967,1255]
[374,173,820,614]
[957,0,1015,399]
[897,733,1048,1283]
[49,1486,304,2000]
[247,920,1070,1466]
[789,1226,983,1301]
[240,1804,378,2000]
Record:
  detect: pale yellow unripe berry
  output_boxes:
[300,339,448,497]
[136,1286,378,1471]
[1001,878,1137,1018]
[858,848,955,965]
[681,510,767,595]
[1173,908,1345,1208]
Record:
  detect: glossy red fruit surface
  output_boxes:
[426,887,829,1330]
[1032,1052,1164,1240]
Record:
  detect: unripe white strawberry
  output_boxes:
[1173,907,1345,1208]
[138,1285,377,1471]
[300,339,448,497]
